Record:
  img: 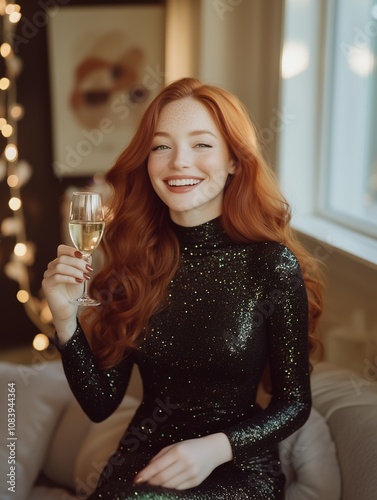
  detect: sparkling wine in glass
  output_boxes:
[68,192,105,306]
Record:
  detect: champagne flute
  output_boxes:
[68,192,105,306]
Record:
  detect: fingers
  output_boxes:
[133,437,221,490]
[145,466,195,490]
[134,444,199,490]
[134,450,173,486]
[43,251,93,284]
[134,450,174,484]
[57,244,92,264]
[43,262,90,284]
[57,244,80,258]
[148,444,174,463]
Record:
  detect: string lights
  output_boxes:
[0,1,53,351]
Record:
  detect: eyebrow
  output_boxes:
[153,130,217,138]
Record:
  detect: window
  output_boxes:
[278,0,377,266]
[321,0,377,236]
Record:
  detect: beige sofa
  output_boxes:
[0,357,376,500]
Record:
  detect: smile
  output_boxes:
[166,179,202,186]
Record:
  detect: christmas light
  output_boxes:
[9,103,24,120]
[14,159,32,186]
[5,143,18,161]
[2,123,13,137]
[40,304,53,323]
[0,2,54,346]
[0,42,12,58]
[9,11,21,23]
[33,333,50,351]
[7,174,18,187]
[8,196,21,210]
[0,77,10,89]
[1,216,22,235]
[16,289,29,303]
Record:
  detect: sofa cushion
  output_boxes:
[0,361,72,500]
[42,364,142,494]
[73,394,139,498]
[311,361,377,500]
[279,407,341,500]
[42,396,93,490]
[327,406,377,500]
[311,361,377,419]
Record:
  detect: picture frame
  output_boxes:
[48,4,166,178]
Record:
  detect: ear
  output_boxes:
[228,159,237,175]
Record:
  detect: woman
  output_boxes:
[42,77,323,499]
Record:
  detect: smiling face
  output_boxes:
[147,97,235,227]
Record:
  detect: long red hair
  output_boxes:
[82,77,323,369]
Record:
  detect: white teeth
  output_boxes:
[167,179,201,186]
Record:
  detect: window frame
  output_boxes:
[277,0,377,269]
[317,0,377,239]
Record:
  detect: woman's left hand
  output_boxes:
[134,433,233,490]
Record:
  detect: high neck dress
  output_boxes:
[58,216,311,499]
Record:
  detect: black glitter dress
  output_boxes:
[58,217,311,499]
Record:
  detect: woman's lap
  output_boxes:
[87,447,285,499]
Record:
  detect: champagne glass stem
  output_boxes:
[80,255,92,301]
[82,273,89,300]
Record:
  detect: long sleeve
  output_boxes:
[56,320,135,422]
[222,245,312,468]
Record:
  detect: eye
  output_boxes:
[151,144,170,151]
[195,143,212,148]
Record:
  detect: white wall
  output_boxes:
[301,235,377,376]
[165,0,283,168]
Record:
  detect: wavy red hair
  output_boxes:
[81,77,323,370]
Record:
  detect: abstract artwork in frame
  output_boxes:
[48,4,165,178]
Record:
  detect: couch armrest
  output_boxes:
[0,361,72,500]
[311,362,377,500]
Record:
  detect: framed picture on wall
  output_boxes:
[48,4,166,178]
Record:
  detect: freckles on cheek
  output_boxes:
[147,162,164,189]
[148,155,163,173]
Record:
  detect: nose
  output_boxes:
[170,145,190,169]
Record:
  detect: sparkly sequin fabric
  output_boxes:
[58,217,311,499]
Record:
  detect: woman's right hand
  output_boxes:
[42,245,92,339]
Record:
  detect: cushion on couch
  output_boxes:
[73,394,139,498]
[0,361,72,500]
[42,364,142,495]
[311,361,377,500]
[327,406,377,500]
[279,407,341,500]
[311,361,377,419]
[42,395,93,490]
